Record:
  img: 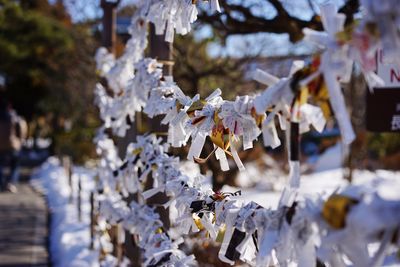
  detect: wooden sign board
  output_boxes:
[366,49,400,132]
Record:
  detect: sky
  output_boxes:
[57,0,137,22]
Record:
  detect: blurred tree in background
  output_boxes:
[0,0,72,118]
[0,0,99,163]
[173,34,249,100]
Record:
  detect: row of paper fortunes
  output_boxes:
[92,0,400,266]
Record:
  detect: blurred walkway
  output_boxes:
[0,170,49,267]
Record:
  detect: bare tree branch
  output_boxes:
[198,0,360,43]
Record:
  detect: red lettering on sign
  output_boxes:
[390,68,400,83]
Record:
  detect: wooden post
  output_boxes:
[100,1,124,262]
[90,192,95,250]
[344,65,356,182]
[123,194,141,266]
[77,174,82,222]
[101,0,120,55]
[145,24,174,230]
[290,122,300,163]
[117,224,124,265]
[62,156,73,203]
[69,165,73,203]
[149,24,174,76]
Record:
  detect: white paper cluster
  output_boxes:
[301,2,400,144]
[94,127,122,191]
[94,58,163,137]
[128,58,163,112]
[96,15,148,96]
[302,4,356,145]
[94,132,400,267]
[94,0,331,170]
[93,9,150,136]
[147,0,220,43]
[147,0,198,43]
[92,1,400,266]
[219,96,261,151]
[94,134,197,266]
[252,61,327,144]
[98,192,197,267]
[93,0,220,137]
[311,179,400,267]
[252,62,327,202]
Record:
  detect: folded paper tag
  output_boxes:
[215,146,230,171]
[187,132,207,161]
[262,119,281,149]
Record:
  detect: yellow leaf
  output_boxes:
[132,148,142,155]
[251,107,265,128]
[186,100,206,117]
[299,87,309,106]
[210,112,230,150]
[193,214,204,231]
[322,194,358,229]
[216,225,226,243]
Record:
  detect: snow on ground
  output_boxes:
[236,155,286,190]
[182,147,400,209]
[31,157,99,267]
[312,142,346,172]
[230,141,400,208]
[224,167,400,209]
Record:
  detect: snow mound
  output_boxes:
[31,157,99,267]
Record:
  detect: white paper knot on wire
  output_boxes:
[146,0,221,43]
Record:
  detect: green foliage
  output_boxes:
[368,133,400,158]
[0,0,99,162]
[0,0,73,117]
[173,34,250,100]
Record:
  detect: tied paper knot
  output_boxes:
[219,96,261,151]
[303,3,356,145]
[147,0,221,43]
